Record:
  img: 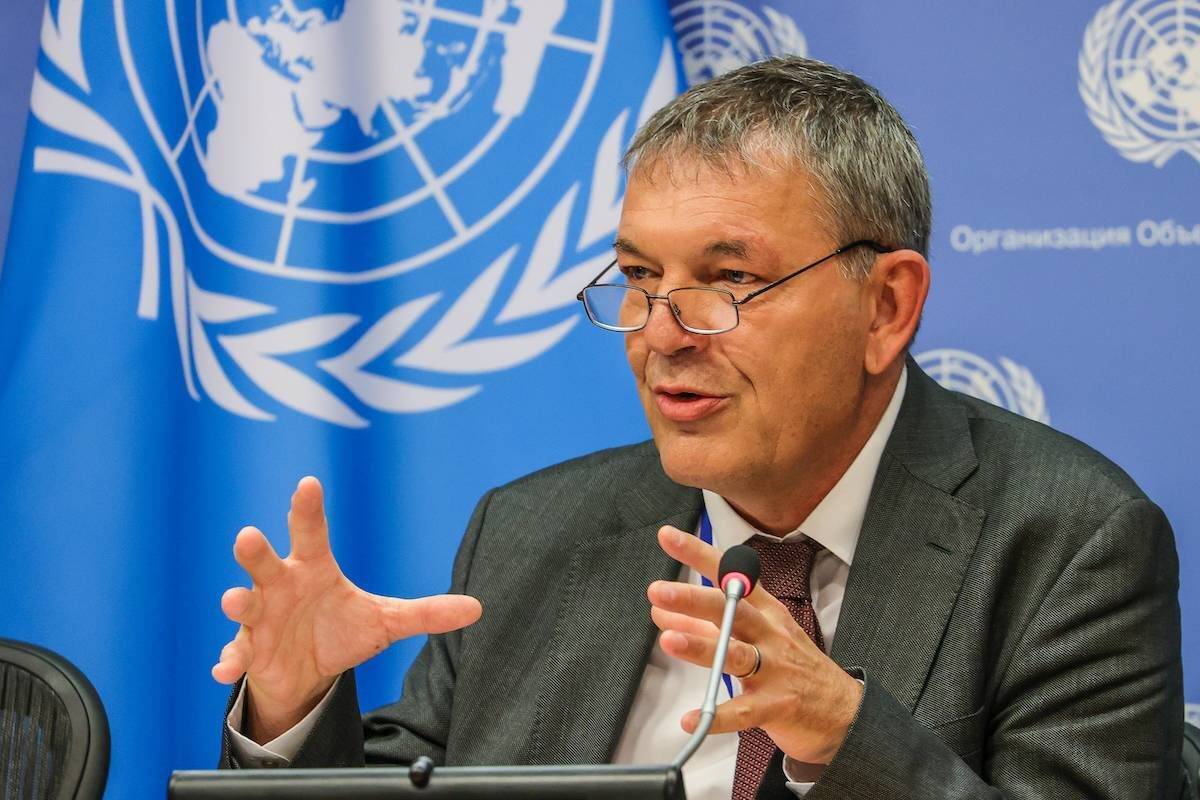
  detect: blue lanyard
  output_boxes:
[698,511,735,699]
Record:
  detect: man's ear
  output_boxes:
[862,249,930,376]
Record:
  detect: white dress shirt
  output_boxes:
[228,370,909,799]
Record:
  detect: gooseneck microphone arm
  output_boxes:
[669,573,746,768]
[670,545,761,770]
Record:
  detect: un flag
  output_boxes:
[0,0,683,794]
[0,0,821,793]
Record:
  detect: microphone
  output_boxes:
[718,544,761,600]
[671,544,761,769]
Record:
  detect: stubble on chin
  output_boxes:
[652,426,728,492]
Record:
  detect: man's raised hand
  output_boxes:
[212,476,482,743]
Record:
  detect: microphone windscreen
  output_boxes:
[718,545,761,594]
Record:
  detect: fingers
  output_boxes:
[647,580,773,643]
[221,586,260,627]
[680,695,759,735]
[233,526,285,586]
[288,476,330,561]
[656,525,796,627]
[650,606,720,639]
[657,525,719,584]
[379,594,483,642]
[659,628,760,677]
[211,627,253,684]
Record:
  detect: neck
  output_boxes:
[723,365,901,537]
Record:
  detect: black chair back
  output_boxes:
[0,638,109,799]
[1184,720,1200,800]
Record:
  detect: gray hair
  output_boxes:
[623,56,931,279]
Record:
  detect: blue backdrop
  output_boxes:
[0,2,1195,797]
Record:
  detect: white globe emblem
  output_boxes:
[1105,0,1200,140]
[671,1,807,87]
[36,0,685,425]
[916,349,1050,424]
[1080,0,1200,166]
[126,0,610,283]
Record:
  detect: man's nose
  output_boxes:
[639,294,707,356]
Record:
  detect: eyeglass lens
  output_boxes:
[582,284,737,333]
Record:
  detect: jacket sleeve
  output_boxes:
[218,488,496,769]
[806,497,1184,799]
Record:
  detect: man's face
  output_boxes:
[618,159,873,497]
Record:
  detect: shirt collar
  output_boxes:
[702,366,908,568]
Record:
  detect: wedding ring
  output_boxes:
[734,643,762,679]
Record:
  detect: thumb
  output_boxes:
[379,593,483,642]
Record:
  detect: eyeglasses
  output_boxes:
[576,240,893,335]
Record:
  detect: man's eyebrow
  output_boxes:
[612,238,644,256]
[612,238,754,259]
[703,240,753,259]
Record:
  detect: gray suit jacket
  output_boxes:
[222,363,1184,798]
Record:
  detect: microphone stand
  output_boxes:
[670,577,747,769]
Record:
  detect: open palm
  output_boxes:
[212,476,481,738]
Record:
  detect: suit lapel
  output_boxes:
[830,364,985,712]
[529,451,703,765]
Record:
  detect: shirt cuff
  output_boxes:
[782,755,822,795]
[781,675,865,796]
[225,675,343,767]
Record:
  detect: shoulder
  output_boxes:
[954,391,1147,513]
[453,440,696,615]
[468,439,696,551]
[482,440,668,523]
[895,364,1151,521]
[894,364,1165,561]
[924,384,1172,575]
[493,440,663,496]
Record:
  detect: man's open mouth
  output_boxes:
[653,387,726,422]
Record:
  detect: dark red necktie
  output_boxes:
[731,535,825,800]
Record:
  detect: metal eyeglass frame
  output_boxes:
[575,239,894,335]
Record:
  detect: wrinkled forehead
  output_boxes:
[618,154,838,260]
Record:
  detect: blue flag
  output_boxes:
[1,0,823,793]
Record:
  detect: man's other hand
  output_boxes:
[212,476,483,744]
[648,525,863,766]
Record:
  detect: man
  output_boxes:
[214,57,1184,798]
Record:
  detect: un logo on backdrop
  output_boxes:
[31,0,805,426]
[916,350,1050,424]
[177,0,601,279]
[671,1,807,87]
[1080,0,1200,166]
[34,0,628,426]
